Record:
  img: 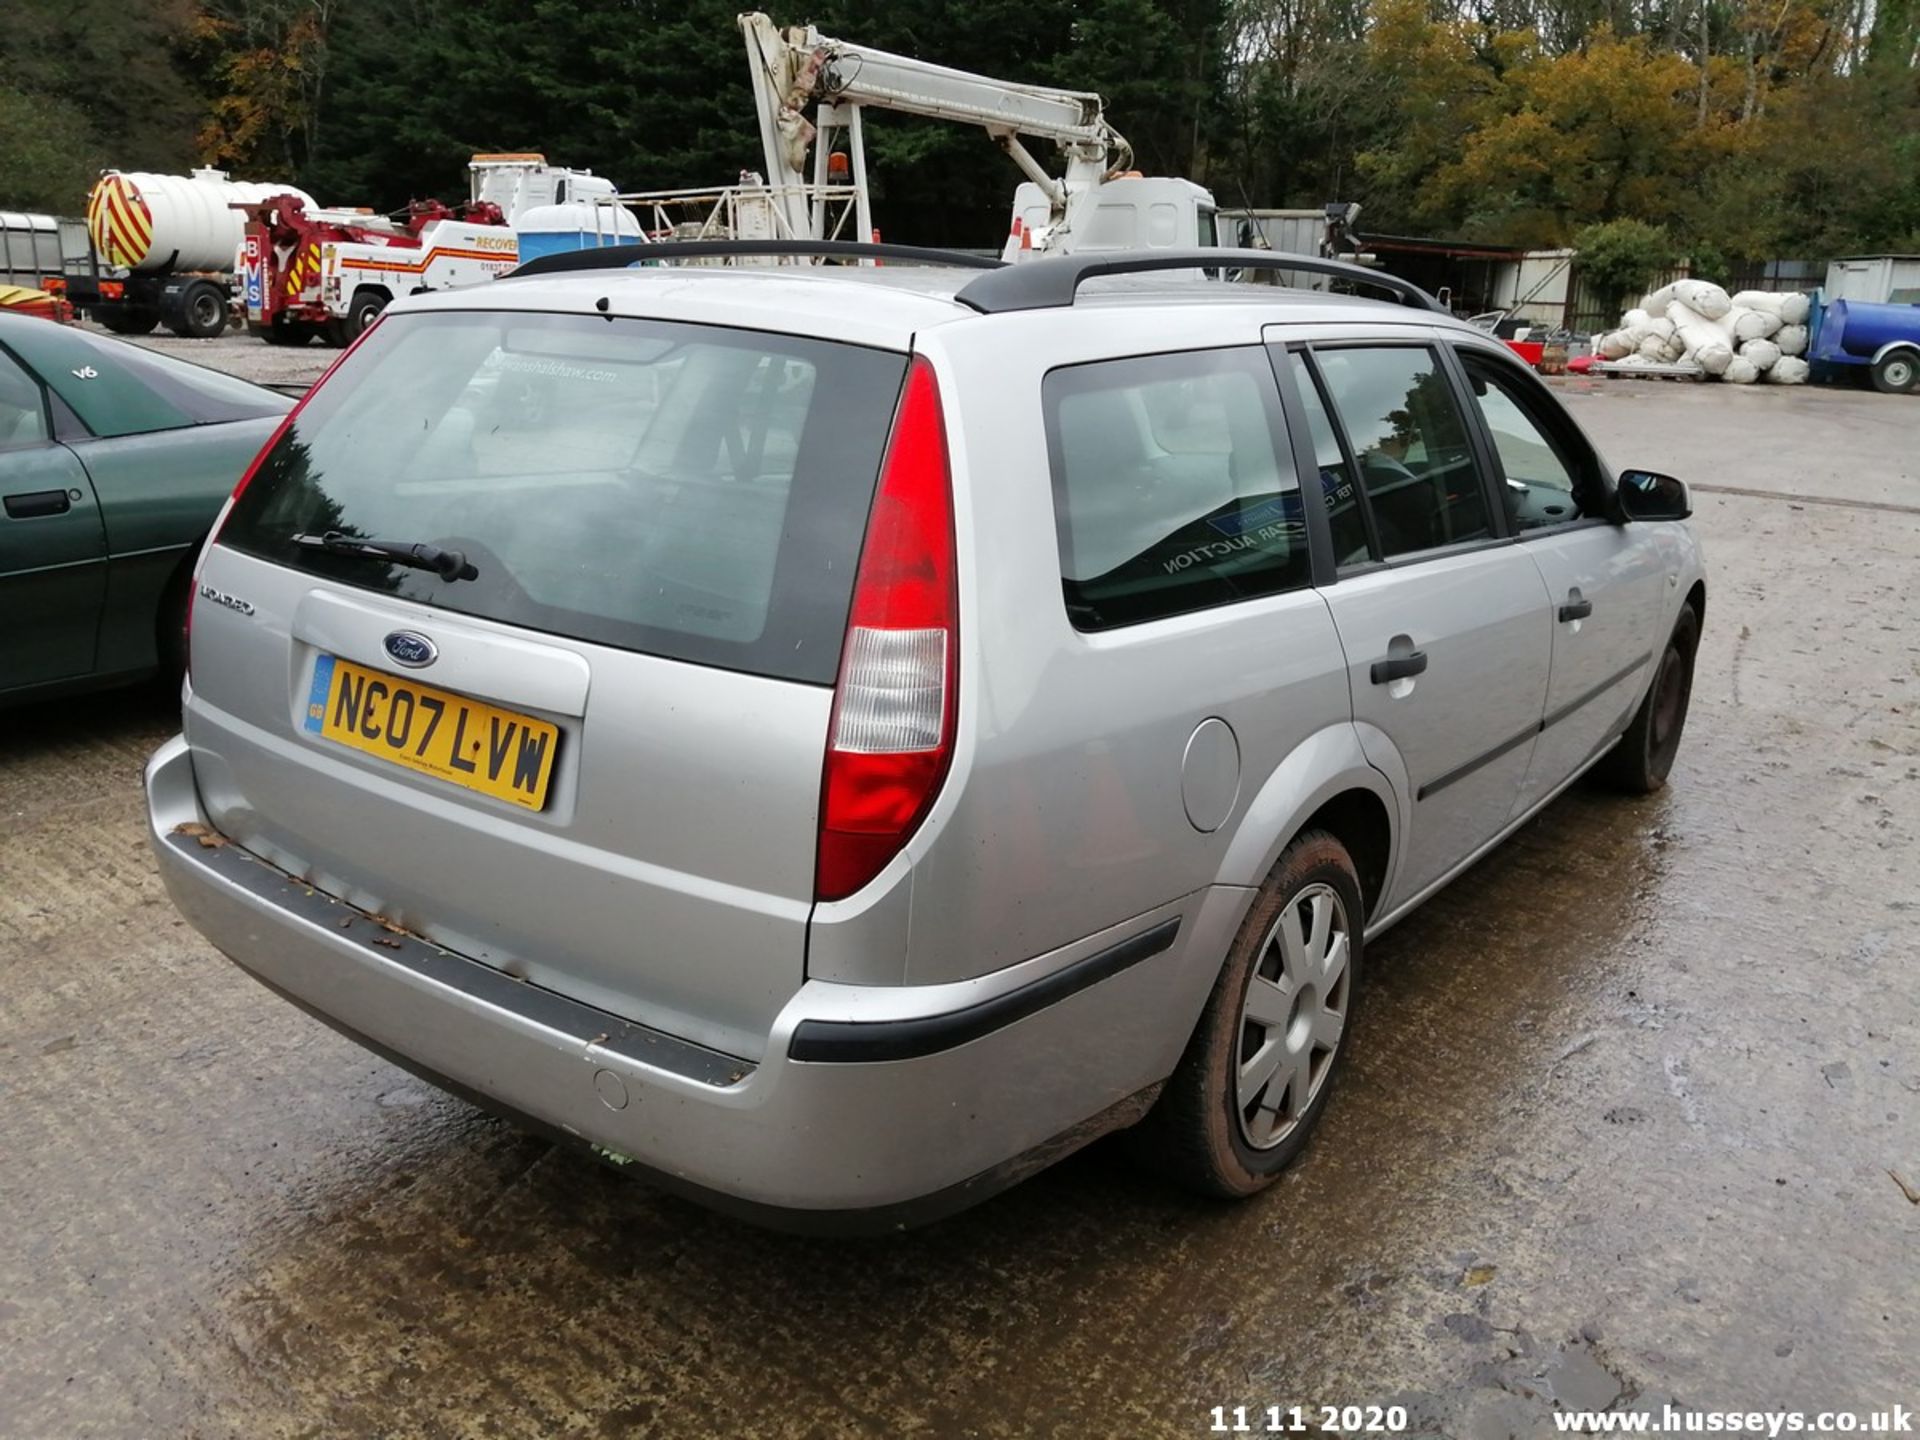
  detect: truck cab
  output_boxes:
[468,154,621,222]
[1006,177,1218,258]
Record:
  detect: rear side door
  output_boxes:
[1452,346,1667,813]
[1274,337,1552,911]
[0,345,105,690]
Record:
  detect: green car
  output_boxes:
[0,315,292,705]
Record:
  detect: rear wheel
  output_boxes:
[98,306,159,336]
[1130,830,1365,1198]
[158,557,194,684]
[252,319,312,347]
[168,280,228,339]
[1598,606,1698,794]
[1869,350,1919,395]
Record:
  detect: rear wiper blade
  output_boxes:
[292,530,478,582]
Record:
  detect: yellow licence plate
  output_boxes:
[302,654,559,810]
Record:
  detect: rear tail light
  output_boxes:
[815,356,957,902]
[187,315,387,680]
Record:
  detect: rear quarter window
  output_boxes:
[27,326,288,435]
[219,309,907,684]
[1044,346,1310,630]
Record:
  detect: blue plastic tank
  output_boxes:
[1816,298,1920,361]
[513,202,644,262]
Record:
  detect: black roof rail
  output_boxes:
[953,248,1449,315]
[508,239,1004,279]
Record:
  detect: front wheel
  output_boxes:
[98,306,159,336]
[1129,830,1365,1198]
[1598,606,1698,794]
[1869,350,1919,395]
[343,286,388,341]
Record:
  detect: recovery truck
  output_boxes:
[239,155,623,346]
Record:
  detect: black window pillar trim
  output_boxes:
[1265,341,1339,587]
[1286,343,1387,570]
[1434,340,1518,543]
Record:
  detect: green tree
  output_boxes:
[1572,217,1676,309]
[0,90,105,213]
[0,0,202,212]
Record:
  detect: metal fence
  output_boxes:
[1562,262,1690,335]
[1722,259,1822,295]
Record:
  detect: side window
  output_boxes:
[0,349,50,451]
[1461,357,1590,530]
[1313,346,1492,557]
[1284,351,1370,566]
[1045,347,1309,630]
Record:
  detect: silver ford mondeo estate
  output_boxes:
[147,245,1705,1230]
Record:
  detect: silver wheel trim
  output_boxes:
[1886,358,1915,388]
[1235,881,1352,1151]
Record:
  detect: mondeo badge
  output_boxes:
[196,583,254,617]
[383,631,438,668]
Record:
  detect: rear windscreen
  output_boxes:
[220,309,908,683]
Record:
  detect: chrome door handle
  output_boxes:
[1370,650,1429,684]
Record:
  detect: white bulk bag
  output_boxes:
[1670,279,1732,320]
[1723,356,1760,384]
[1775,323,1808,356]
[1596,330,1635,360]
[1732,291,1784,315]
[1667,301,1731,371]
[1622,307,1652,329]
[1778,292,1811,325]
[1767,356,1810,384]
[1732,308,1783,341]
[1637,335,1669,358]
[1739,338,1782,370]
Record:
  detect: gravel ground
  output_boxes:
[101,320,338,391]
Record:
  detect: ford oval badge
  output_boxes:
[383,630,437,668]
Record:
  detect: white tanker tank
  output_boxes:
[86,167,312,273]
[72,167,315,338]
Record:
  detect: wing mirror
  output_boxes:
[1614,469,1692,522]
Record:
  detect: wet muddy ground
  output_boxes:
[2,381,1915,1437]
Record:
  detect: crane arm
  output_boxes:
[739,11,1130,241]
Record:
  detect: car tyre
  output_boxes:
[169,280,229,339]
[158,557,194,683]
[1869,350,1919,395]
[253,319,311,347]
[1130,829,1365,1198]
[98,306,160,336]
[343,286,389,341]
[1598,605,1699,795]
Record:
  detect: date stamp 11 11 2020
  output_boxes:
[1209,1405,1411,1434]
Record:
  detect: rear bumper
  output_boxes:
[146,735,1241,1230]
